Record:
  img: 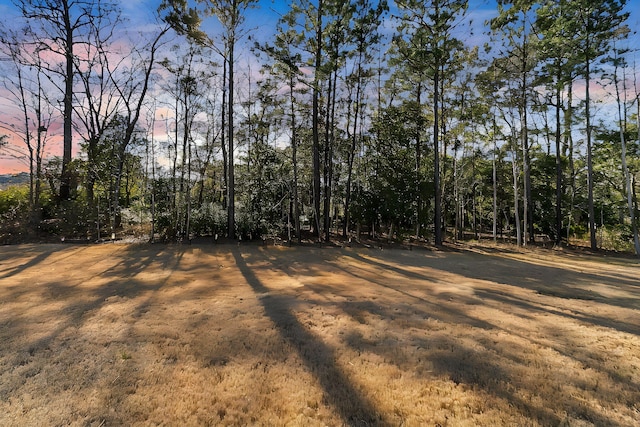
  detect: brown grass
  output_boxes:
[1,242,639,426]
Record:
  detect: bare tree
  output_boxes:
[107,25,171,229]
[0,29,55,223]
[15,0,119,201]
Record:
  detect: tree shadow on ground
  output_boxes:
[0,245,80,280]
[340,248,640,334]
[3,243,638,426]
[0,244,185,396]
[231,248,391,426]
[246,246,638,426]
[0,244,202,426]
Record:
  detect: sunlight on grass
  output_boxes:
[0,243,639,426]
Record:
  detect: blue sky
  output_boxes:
[0,0,638,36]
[0,0,638,62]
[105,0,639,52]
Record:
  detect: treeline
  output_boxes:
[0,0,639,253]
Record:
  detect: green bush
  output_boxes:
[190,203,227,237]
[599,224,634,252]
[0,185,30,243]
[0,185,30,215]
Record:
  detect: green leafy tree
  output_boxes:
[255,23,307,241]
[395,0,468,245]
[161,0,258,239]
[342,0,388,238]
[207,0,259,239]
[535,0,583,244]
[601,26,639,255]
[369,104,422,234]
[567,0,629,249]
[489,0,539,246]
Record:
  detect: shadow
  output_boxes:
[232,248,390,426]
[0,244,68,279]
[12,246,182,351]
[475,288,640,337]
[302,247,640,425]
[0,244,200,427]
[423,337,564,425]
[341,248,640,336]
[3,243,638,425]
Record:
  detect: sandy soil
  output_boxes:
[0,242,639,426]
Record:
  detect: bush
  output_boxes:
[598,224,635,252]
[0,185,30,216]
[0,185,30,243]
[190,203,227,237]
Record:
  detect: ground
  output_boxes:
[0,241,639,426]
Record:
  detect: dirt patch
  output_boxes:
[1,242,639,426]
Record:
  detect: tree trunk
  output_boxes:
[227,35,236,239]
[344,54,364,239]
[565,82,575,242]
[221,58,228,210]
[324,65,338,242]
[413,83,423,238]
[614,58,640,256]
[290,76,301,242]
[492,114,498,243]
[511,128,522,246]
[60,1,74,201]
[323,70,333,242]
[311,0,323,238]
[433,65,442,246]
[585,52,597,250]
[113,147,127,230]
[555,70,563,245]
[521,52,531,246]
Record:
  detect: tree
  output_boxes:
[163,0,258,239]
[310,0,324,239]
[476,63,505,242]
[159,42,215,239]
[0,29,56,224]
[72,6,124,217]
[568,0,629,249]
[369,104,420,233]
[387,29,429,238]
[255,23,306,241]
[536,0,582,245]
[396,0,468,245]
[273,0,346,240]
[343,0,388,238]
[200,0,259,239]
[601,26,640,255]
[15,0,118,201]
[490,0,539,246]
[446,49,484,241]
[106,26,170,229]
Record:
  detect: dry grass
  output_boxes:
[1,242,639,426]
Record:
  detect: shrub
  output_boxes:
[0,185,30,215]
[0,185,30,243]
[190,203,227,237]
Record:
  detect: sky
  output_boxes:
[1,0,640,174]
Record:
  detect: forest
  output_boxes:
[1,0,639,254]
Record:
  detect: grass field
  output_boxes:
[1,242,639,426]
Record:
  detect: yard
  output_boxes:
[1,242,639,426]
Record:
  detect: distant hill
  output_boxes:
[0,172,30,189]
